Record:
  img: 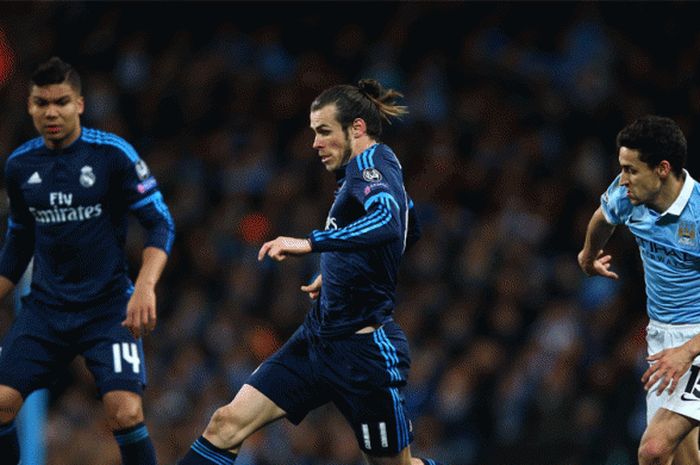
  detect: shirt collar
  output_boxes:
[661,169,695,217]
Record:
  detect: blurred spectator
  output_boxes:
[2,2,700,464]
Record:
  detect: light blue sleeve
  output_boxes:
[600,174,633,225]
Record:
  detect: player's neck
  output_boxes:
[349,136,377,160]
[44,125,82,151]
[652,172,685,213]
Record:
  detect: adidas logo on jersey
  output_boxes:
[27,172,42,184]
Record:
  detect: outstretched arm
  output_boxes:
[577,207,619,280]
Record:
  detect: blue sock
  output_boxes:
[179,436,237,465]
[0,421,19,465]
[113,422,156,465]
[417,458,445,465]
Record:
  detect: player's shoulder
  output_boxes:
[6,136,44,165]
[81,127,140,163]
[602,174,627,201]
[350,143,401,180]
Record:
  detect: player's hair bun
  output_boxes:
[357,79,383,99]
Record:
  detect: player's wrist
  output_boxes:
[683,339,700,359]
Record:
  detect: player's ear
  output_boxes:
[657,160,672,178]
[351,118,366,138]
[77,95,85,115]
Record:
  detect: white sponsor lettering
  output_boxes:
[325,216,338,230]
[49,191,73,206]
[29,203,102,224]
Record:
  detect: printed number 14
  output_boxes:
[112,342,140,373]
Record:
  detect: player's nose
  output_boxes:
[45,105,59,118]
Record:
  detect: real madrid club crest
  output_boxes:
[678,221,697,248]
[135,159,151,181]
[362,168,382,182]
[79,165,96,188]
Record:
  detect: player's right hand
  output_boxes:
[577,249,619,280]
[300,274,322,300]
[122,284,157,338]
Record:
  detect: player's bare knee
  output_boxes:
[106,398,144,429]
[638,437,673,464]
[205,405,246,448]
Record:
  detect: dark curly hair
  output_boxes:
[30,56,81,93]
[616,115,687,177]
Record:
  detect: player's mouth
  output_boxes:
[320,155,332,164]
[45,125,62,135]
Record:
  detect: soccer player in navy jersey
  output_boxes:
[579,116,700,465]
[179,80,442,465]
[0,57,174,465]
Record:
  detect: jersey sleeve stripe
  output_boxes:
[129,191,162,211]
[82,128,140,163]
[355,144,378,171]
[154,195,176,253]
[368,144,376,167]
[328,207,392,240]
[312,209,384,240]
[364,192,400,212]
[356,151,366,170]
[7,137,43,161]
[313,209,387,241]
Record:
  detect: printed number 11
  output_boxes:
[112,342,140,373]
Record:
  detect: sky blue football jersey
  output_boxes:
[601,171,700,323]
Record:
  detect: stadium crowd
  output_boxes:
[2,3,700,464]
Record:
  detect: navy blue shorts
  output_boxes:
[247,319,413,456]
[0,292,146,398]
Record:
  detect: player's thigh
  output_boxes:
[0,302,73,399]
[246,326,329,426]
[642,407,698,456]
[209,384,287,437]
[672,427,700,465]
[329,325,413,457]
[81,303,146,397]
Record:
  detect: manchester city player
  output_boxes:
[0,57,174,465]
[178,80,442,465]
[579,115,700,465]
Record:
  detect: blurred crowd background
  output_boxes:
[2,2,700,465]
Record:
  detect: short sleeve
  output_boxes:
[600,174,633,225]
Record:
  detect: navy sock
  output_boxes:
[0,421,19,465]
[113,422,156,465]
[179,436,237,465]
[417,458,445,465]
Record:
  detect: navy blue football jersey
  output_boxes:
[307,143,420,337]
[0,127,174,306]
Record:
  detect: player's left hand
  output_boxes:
[642,344,695,395]
[258,236,312,262]
[122,284,157,338]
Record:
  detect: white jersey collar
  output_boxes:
[661,169,695,217]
